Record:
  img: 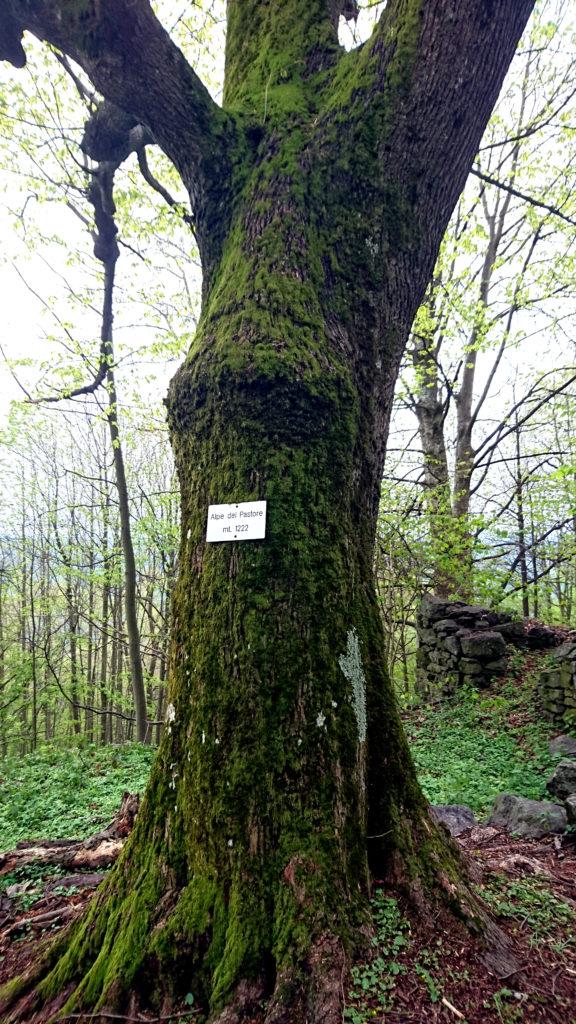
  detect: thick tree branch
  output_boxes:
[0,0,230,208]
[367,0,535,299]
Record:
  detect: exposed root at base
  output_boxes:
[1,930,349,1024]
[210,934,347,1024]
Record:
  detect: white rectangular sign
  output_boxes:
[206,501,267,543]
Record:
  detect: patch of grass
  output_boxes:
[0,744,155,851]
[405,670,557,814]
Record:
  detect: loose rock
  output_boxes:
[546,759,576,801]
[430,804,477,837]
[548,735,576,758]
[487,793,567,839]
[564,794,576,826]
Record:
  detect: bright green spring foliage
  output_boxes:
[405,667,557,813]
[0,745,155,850]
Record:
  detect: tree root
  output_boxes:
[207,933,346,1024]
[0,811,520,1024]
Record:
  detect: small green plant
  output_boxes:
[0,864,65,893]
[492,987,524,1023]
[51,885,79,898]
[414,963,441,1002]
[11,886,42,913]
[505,650,525,679]
[480,876,575,952]
[0,864,71,912]
[412,942,444,1003]
[344,891,410,1021]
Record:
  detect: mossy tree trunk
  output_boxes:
[1,1,534,1020]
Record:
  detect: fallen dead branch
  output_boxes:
[0,792,139,875]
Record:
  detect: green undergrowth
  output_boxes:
[345,890,411,1020]
[0,863,81,917]
[0,744,155,851]
[345,878,576,1023]
[345,889,464,1022]
[404,662,558,815]
[479,875,576,955]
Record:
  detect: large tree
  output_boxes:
[0,1,534,1021]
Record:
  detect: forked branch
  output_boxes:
[0,0,229,202]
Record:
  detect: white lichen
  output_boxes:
[339,628,367,743]
[366,236,379,257]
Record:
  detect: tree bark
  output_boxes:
[0,1,534,1020]
[410,321,455,596]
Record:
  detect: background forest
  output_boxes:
[1,0,575,755]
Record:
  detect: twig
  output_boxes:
[497,961,529,981]
[441,996,465,1019]
[470,168,576,227]
[5,905,78,936]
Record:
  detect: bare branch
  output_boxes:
[1,0,232,208]
[470,168,576,228]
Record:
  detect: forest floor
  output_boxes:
[1,653,575,1022]
[345,825,576,1024]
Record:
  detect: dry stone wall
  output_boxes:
[538,643,576,727]
[416,595,526,695]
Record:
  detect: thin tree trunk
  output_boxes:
[19,477,28,755]
[514,416,530,618]
[28,530,38,750]
[411,324,456,596]
[89,170,149,744]
[85,482,96,743]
